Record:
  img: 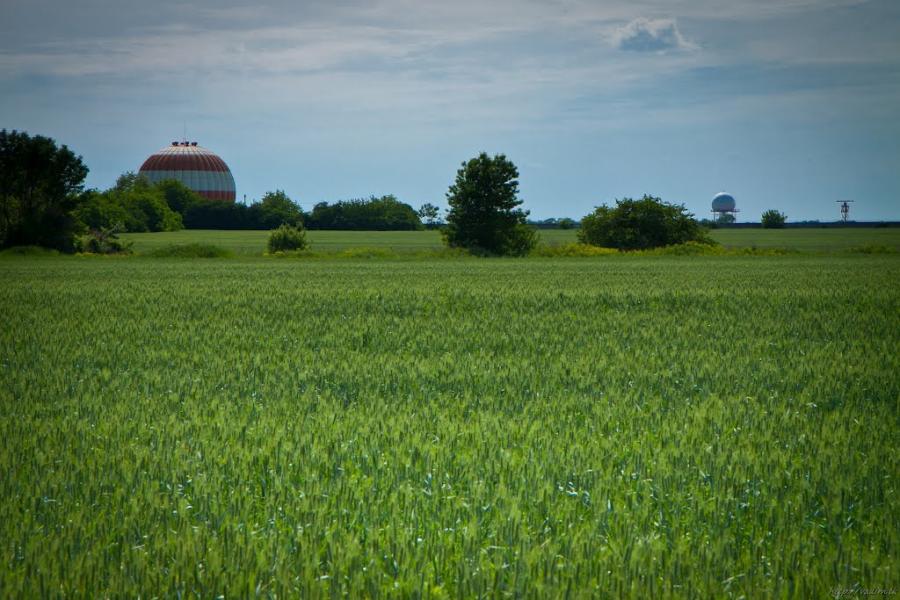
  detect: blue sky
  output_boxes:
[2,0,898,221]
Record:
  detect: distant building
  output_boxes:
[711,192,739,222]
[139,141,235,201]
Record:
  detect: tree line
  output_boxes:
[1,130,430,250]
[2,128,799,256]
[78,175,426,233]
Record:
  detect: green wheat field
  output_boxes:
[1,229,898,597]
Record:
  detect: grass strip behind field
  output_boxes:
[117,228,900,256]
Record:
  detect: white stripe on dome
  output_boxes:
[153,145,218,155]
[200,170,220,190]
[141,169,235,192]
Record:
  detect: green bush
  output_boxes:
[578,195,712,250]
[267,224,308,253]
[761,209,787,229]
[75,227,133,255]
[147,244,232,258]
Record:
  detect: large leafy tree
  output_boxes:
[443,153,536,255]
[74,190,131,231]
[578,195,710,250]
[75,174,184,233]
[155,179,203,215]
[0,129,89,250]
[251,190,304,228]
[106,172,183,232]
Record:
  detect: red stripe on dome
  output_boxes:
[209,155,228,171]
[139,155,160,171]
[172,154,193,170]
[139,152,229,172]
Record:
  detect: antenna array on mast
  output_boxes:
[835,200,855,222]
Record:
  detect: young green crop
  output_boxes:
[0,255,897,597]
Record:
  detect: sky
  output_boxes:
[1,0,899,221]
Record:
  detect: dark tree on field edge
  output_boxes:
[578,195,712,250]
[761,209,787,229]
[306,195,421,230]
[417,202,441,228]
[443,153,537,256]
[0,129,89,251]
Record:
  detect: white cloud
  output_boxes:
[610,18,696,53]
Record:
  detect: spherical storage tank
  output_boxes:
[139,141,235,201]
[711,192,736,212]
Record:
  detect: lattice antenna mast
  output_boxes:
[836,200,855,222]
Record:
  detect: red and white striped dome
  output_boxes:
[139,142,236,201]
